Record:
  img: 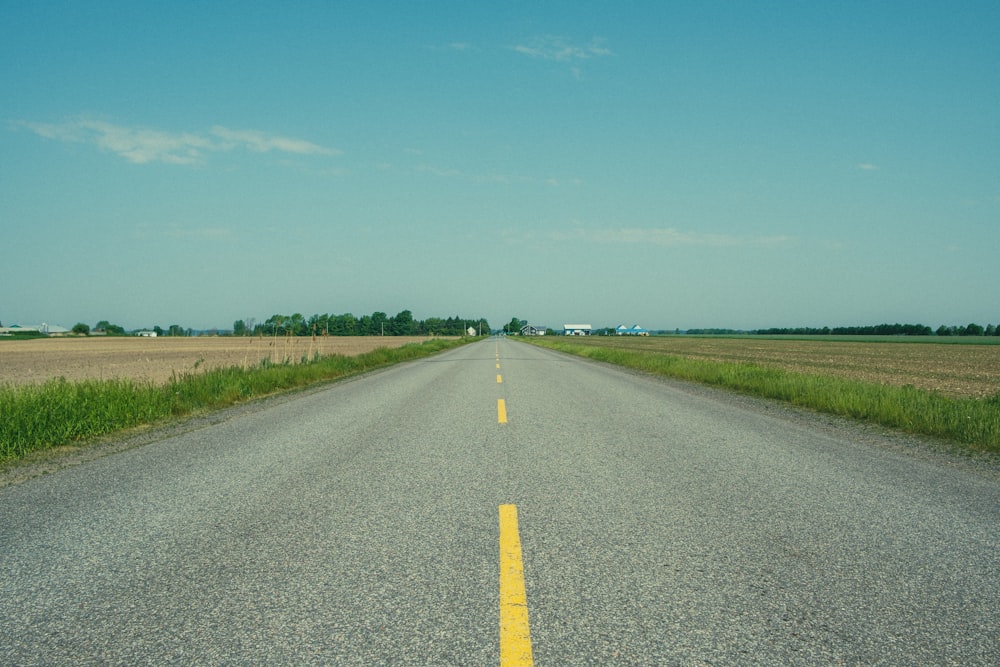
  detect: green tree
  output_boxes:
[424,317,446,335]
[263,314,285,335]
[963,322,984,336]
[392,309,414,335]
[95,320,125,335]
[307,314,328,336]
[326,313,353,336]
[233,320,248,336]
[72,322,90,335]
[507,317,524,335]
[168,324,185,337]
[285,313,306,336]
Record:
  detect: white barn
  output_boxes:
[563,324,592,336]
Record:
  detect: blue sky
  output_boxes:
[3,2,998,331]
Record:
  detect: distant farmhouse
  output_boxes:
[616,324,649,336]
[563,324,592,336]
[520,324,546,336]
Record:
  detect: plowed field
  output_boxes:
[552,337,1000,399]
[0,336,445,387]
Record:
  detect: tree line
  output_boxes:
[70,321,192,336]
[235,310,491,337]
[753,322,999,336]
[58,311,491,338]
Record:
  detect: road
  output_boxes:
[2,337,998,665]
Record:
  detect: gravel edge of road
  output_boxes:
[3,350,998,489]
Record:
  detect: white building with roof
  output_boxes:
[616,324,648,336]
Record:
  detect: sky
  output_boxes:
[2,1,998,332]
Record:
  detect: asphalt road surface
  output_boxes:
[2,338,998,665]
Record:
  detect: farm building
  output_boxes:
[616,324,649,336]
[136,330,158,337]
[1,324,71,336]
[563,324,592,336]
[520,324,546,336]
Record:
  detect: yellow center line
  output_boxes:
[497,399,508,424]
[497,374,503,384]
[496,363,501,369]
[499,505,533,666]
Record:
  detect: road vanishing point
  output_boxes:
[2,337,998,665]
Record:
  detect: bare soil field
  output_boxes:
[558,337,1000,399]
[0,336,447,387]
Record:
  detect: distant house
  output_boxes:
[136,330,158,337]
[616,324,648,336]
[563,324,592,336]
[520,324,546,336]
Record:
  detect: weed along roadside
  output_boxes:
[522,337,1000,455]
[0,338,473,465]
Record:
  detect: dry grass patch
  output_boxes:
[0,336,448,387]
[559,337,1000,399]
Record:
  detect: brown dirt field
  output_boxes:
[0,336,447,387]
[558,337,1000,399]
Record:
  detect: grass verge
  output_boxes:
[0,338,469,463]
[526,339,1000,454]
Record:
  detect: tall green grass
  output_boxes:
[528,339,1000,454]
[0,338,468,462]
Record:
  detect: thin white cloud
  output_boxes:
[12,120,81,141]
[210,126,338,156]
[15,119,212,164]
[14,118,338,165]
[857,163,879,171]
[512,36,612,62]
[90,121,212,164]
[551,226,794,248]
